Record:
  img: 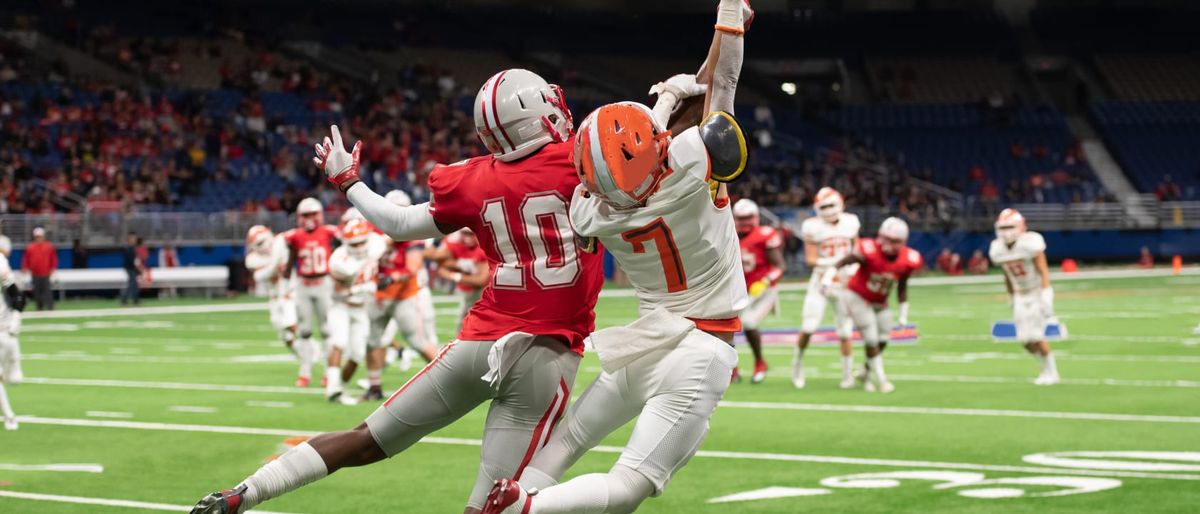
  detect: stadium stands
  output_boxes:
[1091,100,1200,200]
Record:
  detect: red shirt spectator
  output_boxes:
[22,239,58,277]
[1137,246,1154,269]
[968,250,989,274]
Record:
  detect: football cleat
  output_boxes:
[878,381,895,394]
[791,349,805,389]
[838,377,856,389]
[730,367,742,384]
[360,387,383,402]
[482,478,532,514]
[4,416,16,431]
[863,380,877,393]
[356,378,371,391]
[1034,373,1060,386]
[751,360,768,384]
[189,484,246,514]
[398,349,414,372]
[327,392,359,406]
[295,376,310,388]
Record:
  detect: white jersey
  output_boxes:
[329,246,377,306]
[0,256,15,318]
[245,236,293,300]
[571,127,748,322]
[989,231,1046,294]
[801,213,860,278]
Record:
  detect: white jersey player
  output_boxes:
[485,1,752,511]
[793,187,861,389]
[988,208,1059,385]
[244,226,311,386]
[324,219,379,404]
[0,235,25,430]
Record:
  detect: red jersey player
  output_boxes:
[827,217,922,393]
[733,198,784,384]
[432,228,491,333]
[280,197,339,387]
[190,69,602,514]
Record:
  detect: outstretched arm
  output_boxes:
[698,0,748,116]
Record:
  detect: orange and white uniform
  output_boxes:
[800,213,860,335]
[327,237,379,364]
[368,239,437,355]
[245,235,298,337]
[989,231,1049,342]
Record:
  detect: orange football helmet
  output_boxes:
[995,208,1026,245]
[574,102,672,209]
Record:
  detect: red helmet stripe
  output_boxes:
[489,71,517,151]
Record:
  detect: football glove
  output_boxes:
[1041,287,1054,316]
[313,124,363,192]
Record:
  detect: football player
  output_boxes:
[244,226,310,386]
[733,198,783,384]
[484,1,751,512]
[432,228,490,333]
[191,68,604,514]
[989,208,1060,385]
[379,189,440,373]
[826,217,922,393]
[0,235,25,430]
[324,219,379,404]
[282,197,339,385]
[794,187,861,389]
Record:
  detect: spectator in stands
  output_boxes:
[119,232,144,306]
[1156,175,1182,201]
[936,248,963,275]
[1137,246,1154,269]
[22,227,57,310]
[980,180,999,216]
[968,250,989,274]
[968,164,986,183]
[71,238,88,269]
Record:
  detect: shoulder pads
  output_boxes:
[699,111,748,183]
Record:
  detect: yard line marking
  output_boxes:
[85,411,133,419]
[941,333,1193,344]
[25,377,325,396]
[20,335,277,345]
[0,463,104,473]
[19,416,1200,482]
[23,354,297,365]
[246,400,294,408]
[887,373,1200,389]
[718,401,1200,424]
[929,352,1200,364]
[168,406,217,414]
[0,490,295,513]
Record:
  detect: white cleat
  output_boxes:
[878,381,896,394]
[398,350,414,372]
[4,416,17,431]
[839,377,856,389]
[327,391,359,406]
[1034,374,1060,386]
[863,380,877,393]
[791,348,805,389]
[792,375,806,390]
[356,378,371,391]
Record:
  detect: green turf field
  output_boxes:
[1,273,1198,513]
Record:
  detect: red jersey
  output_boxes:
[283,225,338,278]
[377,240,420,301]
[847,238,924,305]
[739,225,783,288]
[442,234,489,293]
[427,139,604,353]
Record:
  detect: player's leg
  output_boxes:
[195,341,493,514]
[324,303,350,402]
[0,381,15,430]
[865,306,894,393]
[0,331,22,385]
[843,294,879,391]
[740,287,775,384]
[362,300,394,400]
[295,285,320,382]
[417,288,441,361]
[338,306,368,395]
[793,285,828,389]
[465,336,583,512]
[1015,292,1058,384]
[833,292,856,388]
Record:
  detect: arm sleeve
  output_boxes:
[347,182,445,241]
[709,32,743,116]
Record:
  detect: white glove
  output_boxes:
[817,268,836,297]
[898,302,910,326]
[648,74,707,100]
[1041,287,1054,316]
[313,125,363,192]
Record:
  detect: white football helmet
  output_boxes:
[732,198,760,235]
[0,235,10,256]
[297,197,322,215]
[994,208,1026,245]
[877,217,909,255]
[340,207,364,224]
[245,225,274,254]
[814,187,844,223]
[385,190,412,207]
[474,69,573,162]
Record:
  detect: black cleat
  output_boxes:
[190,484,247,514]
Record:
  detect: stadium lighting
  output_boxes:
[781,82,797,95]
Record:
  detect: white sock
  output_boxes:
[868,355,887,383]
[1041,353,1058,376]
[296,339,313,378]
[0,382,14,420]
[367,369,382,387]
[519,466,559,491]
[532,466,652,514]
[325,366,341,396]
[842,356,854,379]
[241,442,328,510]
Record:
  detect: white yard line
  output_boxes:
[25,376,1199,422]
[0,463,103,473]
[17,416,1200,482]
[168,406,218,414]
[718,401,1200,424]
[85,411,133,419]
[886,373,1200,388]
[0,490,294,513]
[246,400,294,409]
[23,354,295,365]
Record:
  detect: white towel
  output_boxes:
[590,308,695,374]
[481,331,536,387]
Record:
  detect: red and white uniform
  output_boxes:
[245,235,297,335]
[738,225,783,329]
[841,238,923,346]
[426,140,605,353]
[800,213,860,335]
[441,231,490,330]
[369,239,437,354]
[989,231,1049,342]
[547,125,744,495]
[283,225,338,340]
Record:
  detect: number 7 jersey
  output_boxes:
[427,138,604,353]
[570,127,749,327]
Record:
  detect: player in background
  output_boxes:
[431,228,490,332]
[484,1,751,512]
[825,217,921,394]
[244,226,310,386]
[282,197,339,385]
[191,68,604,514]
[733,198,783,384]
[989,208,1060,385]
[0,235,25,430]
[794,187,861,389]
[324,219,380,404]
[383,189,440,373]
